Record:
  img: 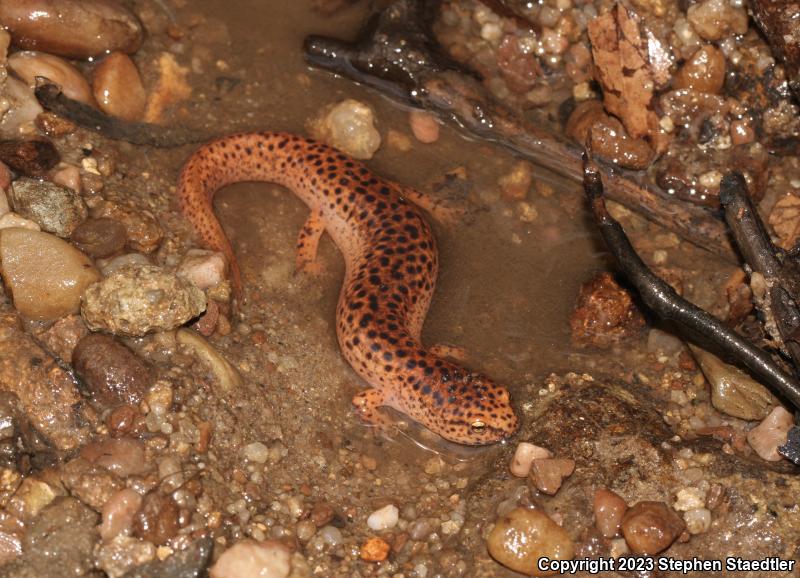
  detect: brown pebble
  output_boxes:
[0,139,60,177]
[72,333,154,408]
[673,45,726,94]
[360,536,390,562]
[530,458,575,495]
[570,272,646,348]
[487,507,574,576]
[196,421,212,453]
[133,492,179,545]
[35,112,77,137]
[105,404,140,437]
[93,51,146,121]
[621,501,685,555]
[593,488,627,538]
[310,501,335,527]
[499,161,533,201]
[70,217,127,258]
[565,101,654,170]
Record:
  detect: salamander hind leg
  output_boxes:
[352,388,396,430]
[394,183,466,227]
[295,210,326,275]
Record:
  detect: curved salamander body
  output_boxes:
[177,132,518,444]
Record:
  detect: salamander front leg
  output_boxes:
[295,210,325,275]
[395,184,465,227]
[352,388,395,430]
[428,343,469,363]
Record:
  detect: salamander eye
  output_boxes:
[470,420,486,433]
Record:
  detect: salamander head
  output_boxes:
[408,364,519,445]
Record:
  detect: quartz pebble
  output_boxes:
[210,540,292,578]
[593,488,627,538]
[0,0,144,59]
[244,442,269,463]
[487,507,574,576]
[178,249,227,290]
[367,504,399,531]
[0,228,100,320]
[8,51,95,105]
[93,51,146,121]
[310,99,381,160]
[510,442,552,477]
[0,77,43,137]
[621,501,685,555]
[683,507,712,534]
[686,0,748,41]
[9,177,88,237]
[81,264,206,337]
[746,406,793,461]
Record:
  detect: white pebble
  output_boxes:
[747,405,793,461]
[209,540,291,578]
[509,442,552,477]
[674,487,706,511]
[243,442,269,464]
[683,507,712,534]
[178,249,226,289]
[367,504,399,531]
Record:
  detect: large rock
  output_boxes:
[81,264,206,337]
[9,177,88,237]
[0,228,100,320]
[0,308,96,450]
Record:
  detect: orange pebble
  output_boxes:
[360,537,390,562]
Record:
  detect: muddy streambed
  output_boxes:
[0,0,797,576]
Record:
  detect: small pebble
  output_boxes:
[683,507,712,534]
[99,488,143,541]
[408,110,440,143]
[9,177,88,237]
[0,212,40,231]
[593,488,627,538]
[133,492,179,546]
[8,51,95,105]
[178,249,227,290]
[529,458,575,495]
[487,507,574,576]
[93,51,147,121]
[746,405,793,461]
[359,537,390,562]
[209,540,291,578]
[367,504,399,531]
[309,99,381,160]
[621,501,685,555]
[510,442,552,477]
[0,139,60,177]
[81,437,149,478]
[70,217,127,258]
[72,333,154,408]
[243,442,269,464]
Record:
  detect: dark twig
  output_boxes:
[34,82,205,148]
[584,158,800,412]
[719,173,800,369]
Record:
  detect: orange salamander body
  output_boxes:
[177,132,518,444]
